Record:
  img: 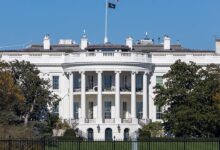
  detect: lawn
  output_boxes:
[0,139,219,150]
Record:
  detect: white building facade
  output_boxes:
[1,35,220,140]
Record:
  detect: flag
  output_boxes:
[108,2,116,9]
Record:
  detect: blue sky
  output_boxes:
[0,0,219,50]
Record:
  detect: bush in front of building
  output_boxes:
[139,122,163,140]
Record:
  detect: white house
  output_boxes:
[1,34,220,140]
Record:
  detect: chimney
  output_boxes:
[80,31,88,50]
[126,36,133,50]
[216,39,220,54]
[164,35,171,50]
[43,34,50,50]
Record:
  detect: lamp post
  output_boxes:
[97,124,100,133]
[117,124,121,133]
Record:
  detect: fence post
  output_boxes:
[219,138,220,150]
[183,138,186,150]
[8,136,11,150]
[43,136,46,150]
[113,136,116,150]
[78,140,81,150]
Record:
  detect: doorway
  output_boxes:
[88,128,94,141]
[124,128,129,141]
[105,128,112,141]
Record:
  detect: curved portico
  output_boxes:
[64,51,153,132]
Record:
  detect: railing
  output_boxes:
[0,138,219,150]
[64,52,150,64]
[3,51,220,66]
[120,87,131,92]
[104,118,115,123]
[85,119,96,123]
[86,86,98,92]
[73,88,81,92]
[122,118,132,123]
[103,86,115,92]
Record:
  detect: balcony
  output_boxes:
[64,52,150,64]
[122,118,132,123]
[72,71,144,95]
[85,119,96,123]
[104,118,115,123]
[86,86,98,92]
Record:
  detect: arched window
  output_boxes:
[124,128,130,141]
[105,128,112,141]
[87,128,94,141]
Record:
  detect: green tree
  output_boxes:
[9,60,60,126]
[154,60,220,137]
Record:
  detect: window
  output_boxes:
[74,74,81,90]
[88,102,94,119]
[136,74,143,91]
[156,76,164,119]
[123,102,127,119]
[74,102,79,119]
[104,75,112,90]
[52,103,59,114]
[156,106,163,119]
[88,75,94,89]
[104,101,112,119]
[156,76,163,85]
[136,102,143,119]
[52,76,59,90]
[122,75,129,90]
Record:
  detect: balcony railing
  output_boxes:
[64,52,150,64]
[104,118,115,123]
[73,87,144,93]
[73,88,81,92]
[122,118,132,123]
[85,119,96,123]
[86,86,98,92]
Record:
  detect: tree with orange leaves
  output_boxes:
[0,62,24,124]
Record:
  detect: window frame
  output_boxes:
[74,102,79,119]
[52,75,60,90]
[104,101,112,119]
[156,106,163,120]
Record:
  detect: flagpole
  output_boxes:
[104,0,108,44]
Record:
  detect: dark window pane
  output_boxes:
[52,76,59,89]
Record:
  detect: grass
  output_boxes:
[0,139,219,150]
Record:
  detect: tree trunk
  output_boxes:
[24,100,36,126]
[24,114,29,126]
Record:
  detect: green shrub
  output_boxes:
[139,122,164,139]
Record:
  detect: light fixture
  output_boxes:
[117,124,121,133]
[97,124,100,133]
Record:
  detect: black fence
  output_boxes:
[0,138,220,150]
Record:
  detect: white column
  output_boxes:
[69,73,74,120]
[131,71,138,123]
[97,71,103,123]
[80,71,86,123]
[142,72,148,120]
[115,71,121,123]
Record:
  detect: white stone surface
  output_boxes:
[1,49,220,140]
